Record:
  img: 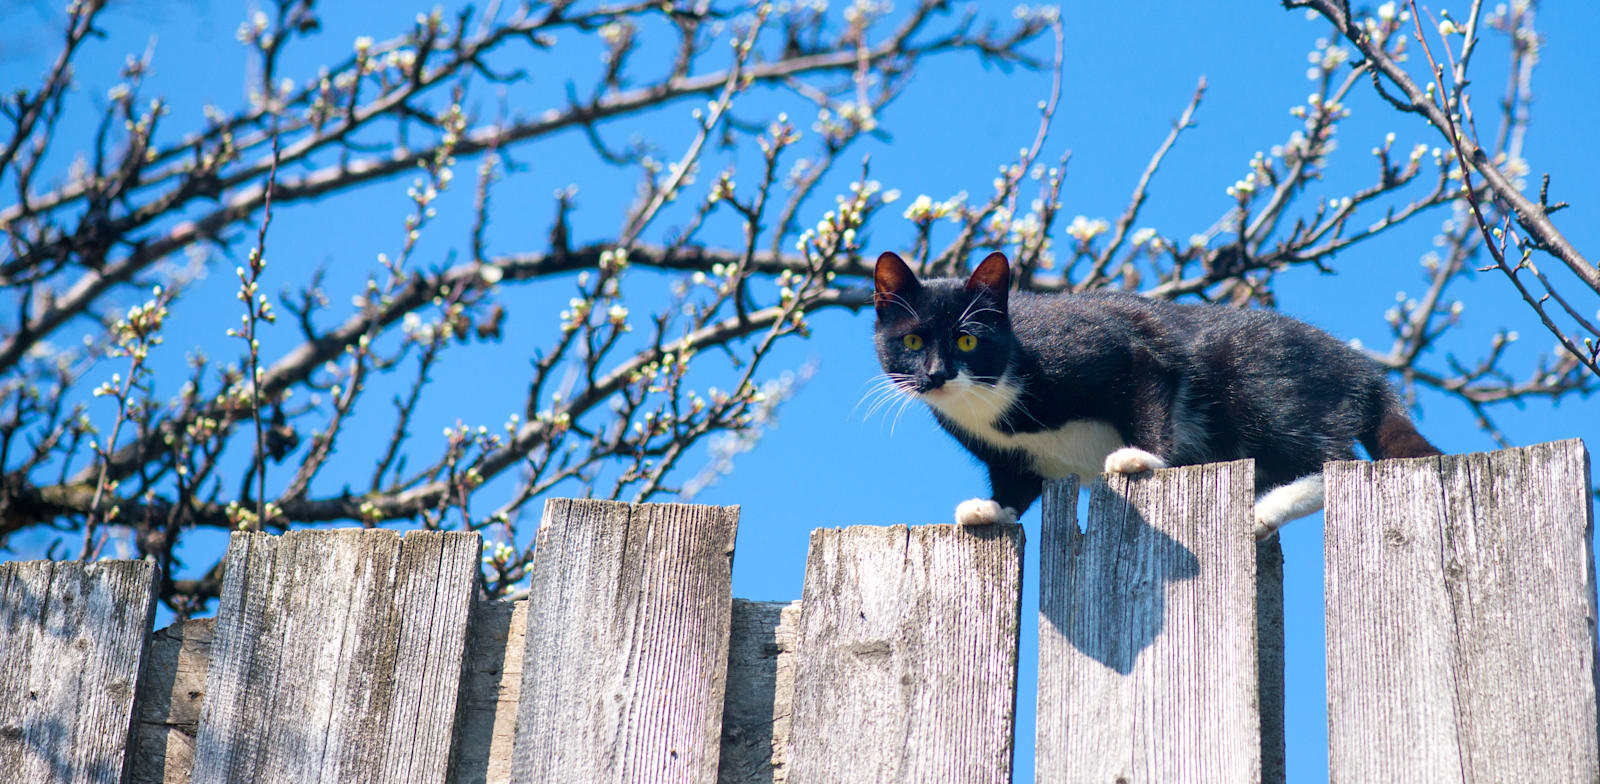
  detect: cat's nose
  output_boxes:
[923,367,954,390]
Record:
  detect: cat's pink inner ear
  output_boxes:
[966,252,1011,304]
[874,251,920,312]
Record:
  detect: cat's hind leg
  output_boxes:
[1252,473,1324,539]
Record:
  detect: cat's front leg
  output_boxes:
[1103,446,1168,474]
[1107,372,1178,476]
[955,499,1018,526]
[954,457,1041,526]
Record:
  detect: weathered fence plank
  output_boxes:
[452,598,524,784]
[786,523,1024,784]
[1036,461,1277,783]
[718,599,800,784]
[129,618,210,784]
[134,603,525,784]
[189,528,479,784]
[0,559,157,784]
[1325,439,1599,782]
[510,499,740,784]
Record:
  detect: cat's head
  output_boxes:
[872,251,1013,396]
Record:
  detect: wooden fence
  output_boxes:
[1,439,1594,783]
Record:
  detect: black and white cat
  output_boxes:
[871,250,1441,537]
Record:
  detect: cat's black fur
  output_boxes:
[872,250,1441,527]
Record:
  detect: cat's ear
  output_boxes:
[965,251,1011,308]
[874,251,920,318]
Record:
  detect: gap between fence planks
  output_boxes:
[1325,439,1600,782]
[189,528,479,784]
[718,600,801,784]
[1035,460,1282,784]
[511,499,740,784]
[0,559,158,784]
[786,523,1025,784]
[129,616,209,784]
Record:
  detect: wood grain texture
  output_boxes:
[1036,461,1270,784]
[717,599,800,784]
[189,528,479,784]
[131,602,524,784]
[785,523,1024,784]
[0,559,157,784]
[510,499,740,784]
[1325,439,1599,783]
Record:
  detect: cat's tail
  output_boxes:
[1360,394,1444,459]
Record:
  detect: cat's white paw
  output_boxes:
[1103,447,1167,475]
[954,498,1017,526]
[1252,474,1325,539]
[1251,509,1276,540]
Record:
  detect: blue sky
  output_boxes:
[4,1,1598,780]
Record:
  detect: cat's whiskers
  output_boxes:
[925,372,1039,438]
[956,295,984,325]
[859,381,903,416]
[854,373,918,426]
[851,374,900,414]
[863,383,915,424]
[1010,404,1048,432]
[919,374,992,432]
[858,386,901,422]
[877,292,920,322]
[956,292,1005,323]
[968,379,1010,423]
[889,390,921,436]
[958,375,1014,429]
[957,306,1005,333]
[989,375,1048,431]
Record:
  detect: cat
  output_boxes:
[870,250,1442,537]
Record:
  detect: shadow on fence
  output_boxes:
[1040,472,1203,675]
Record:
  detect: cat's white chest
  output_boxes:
[923,375,1124,479]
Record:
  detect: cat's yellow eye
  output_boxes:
[956,334,978,352]
[902,334,924,350]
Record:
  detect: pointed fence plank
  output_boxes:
[189,528,479,784]
[0,559,157,784]
[785,523,1024,784]
[510,499,740,784]
[1036,461,1278,784]
[1325,439,1599,782]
